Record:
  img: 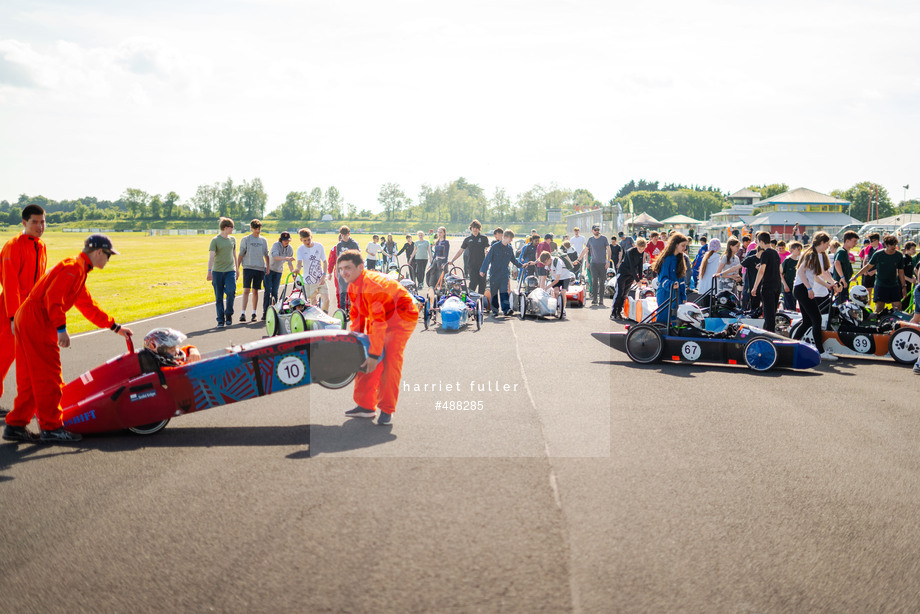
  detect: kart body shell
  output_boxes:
[593,323,820,372]
[432,292,483,331]
[791,315,920,364]
[595,280,820,372]
[565,279,586,307]
[623,284,658,322]
[266,272,346,336]
[60,330,372,436]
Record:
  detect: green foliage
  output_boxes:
[378,183,410,221]
[746,183,788,199]
[832,182,894,222]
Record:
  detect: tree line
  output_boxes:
[3,177,911,226]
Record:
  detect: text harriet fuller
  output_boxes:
[402,380,520,393]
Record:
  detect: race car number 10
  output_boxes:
[277,355,307,385]
[681,341,702,361]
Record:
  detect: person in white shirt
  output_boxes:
[294,227,330,313]
[791,231,843,361]
[539,252,575,315]
[366,235,381,270]
[569,227,588,279]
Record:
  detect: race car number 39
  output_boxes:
[277,355,307,385]
[681,341,702,361]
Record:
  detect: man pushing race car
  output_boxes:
[337,249,419,425]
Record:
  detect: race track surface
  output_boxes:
[2,270,919,613]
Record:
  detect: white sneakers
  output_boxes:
[819,351,838,362]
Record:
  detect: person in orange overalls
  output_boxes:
[337,249,418,425]
[3,234,133,443]
[0,204,47,420]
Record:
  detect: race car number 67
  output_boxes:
[681,341,701,361]
[277,355,307,385]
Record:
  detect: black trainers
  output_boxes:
[239,313,247,323]
[260,312,267,321]
[377,412,392,426]
[225,315,233,325]
[39,427,82,443]
[3,424,38,443]
[0,407,9,418]
[503,309,514,316]
[344,406,376,419]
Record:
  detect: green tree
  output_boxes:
[190,184,219,218]
[628,191,676,221]
[378,183,410,221]
[122,188,150,217]
[324,186,342,218]
[746,183,788,200]
[281,192,303,219]
[832,181,894,222]
[491,187,511,222]
[163,191,179,218]
[515,185,547,222]
[149,194,163,219]
[307,187,322,220]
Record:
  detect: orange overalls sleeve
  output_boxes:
[1,239,23,318]
[348,275,367,337]
[42,263,114,331]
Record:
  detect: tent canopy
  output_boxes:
[661,214,703,225]
[627,212,663,228]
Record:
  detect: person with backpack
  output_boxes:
[539,251,574,315]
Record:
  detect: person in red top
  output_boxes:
[3,234,133,443]
[337,250,418,425]
[0,204,47,419]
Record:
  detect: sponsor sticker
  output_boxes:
[80,371,93,385]
[130,390,157,402]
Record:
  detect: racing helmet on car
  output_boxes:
[849,285,869,308]
[838,301,863,325]
[715,291,738,312]
[399,278,417,293]
[444,275,464,295]
[524,275,539,292]
[289,296,307,312]
[676,303,705,329]
[388,261,399,271]
[143,327,188,366]
[606,267,616,279]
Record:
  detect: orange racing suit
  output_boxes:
[5,252,117,431]
[0,233,47,400]
[348,269,418,414]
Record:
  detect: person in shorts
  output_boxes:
[295,228,330,312]
[539,251,574,315]
[366,235,381,270]
[853,235,907,311]
[237,219,270,322]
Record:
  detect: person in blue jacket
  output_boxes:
[480,230,534,316]
[652,232,689,323]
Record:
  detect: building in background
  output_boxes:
[744,187,858,239]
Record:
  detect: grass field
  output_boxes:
[0,230,390,335]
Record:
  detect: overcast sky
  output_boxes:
[1,0,918,212]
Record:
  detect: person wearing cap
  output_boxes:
[3,234,133,443]
[337,250,418,425]
[237,219,270,323]
[263,231,295,319]
[0,204,48,420]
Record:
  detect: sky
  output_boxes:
[1,0,918,212]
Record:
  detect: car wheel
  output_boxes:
[331,309,347,330]
[519,299,527,320]
[128,419,170,436]
[743,337,778,371]
[888,327,920,364]
[475,301,483,330]
[266,306,280,336]
[423,298,430,330]
[555,297,563,319]
[319,372,358,390]
[290,311,308,333]
[624,323,664,364]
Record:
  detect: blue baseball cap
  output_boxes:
[84,233,119,255]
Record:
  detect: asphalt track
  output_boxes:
[2,268,920,613]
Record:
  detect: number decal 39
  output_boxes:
[277,355,307,385]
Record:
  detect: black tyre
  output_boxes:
[475,301,483,330]
[519,299,527,320]
[318,371,358,390]
[624,324,664,364]
[888,327,920,364]
[128,419,170,436]
[265,306,280,336]
[743,337,778,372]
[423,298,430,330]
[555,296,563,319]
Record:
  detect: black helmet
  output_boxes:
[715,291,738,311]
[444,275,463,294]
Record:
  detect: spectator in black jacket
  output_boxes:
[611,237,647,320]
